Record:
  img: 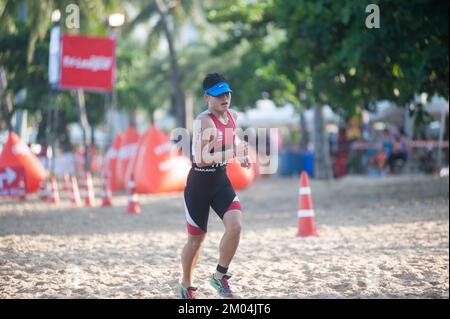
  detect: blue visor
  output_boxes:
[204,82,233,96]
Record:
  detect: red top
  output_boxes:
[208,110,236,154]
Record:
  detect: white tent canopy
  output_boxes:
[369,95,449,124]
[303,105,340,127]
[423,95,449,116]
[236,100,299,127]
[369,100,404,125]
[236,99,340,128]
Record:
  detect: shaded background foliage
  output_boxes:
[0,0,448,145]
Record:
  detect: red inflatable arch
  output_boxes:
[131,126,191,194]
[115,127,139,191]
[105,132,123,192]
[124,128,152,187]
[0,131,46,193]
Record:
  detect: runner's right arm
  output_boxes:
[192,115,235,167]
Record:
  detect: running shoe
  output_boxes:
[178,283,197,299]
[209,274,233,297]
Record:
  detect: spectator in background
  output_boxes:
[368,128,391,175]
[386,131,409,174]
[331,127,350,178]
[381,128,394,158]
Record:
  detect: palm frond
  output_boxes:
[122,1,156,35]
[0,0,18,34]
[144,18,163,56]
[26,0,52,63]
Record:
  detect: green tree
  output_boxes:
[207,0,449,179]
[0,0,125,173]
[275,0,449,112]
[115,37,166,122]
[204,0,293,108]
[274,0,448,178]
[124,0,204,128]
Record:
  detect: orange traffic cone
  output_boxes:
[101,170,112,207]
[63,172,72,192]
[126,175,141,214]
[70,175,82,206]
[49,176,60,205]
[296,171,318,237]
[84,172,96,207]
[38,179,48,201]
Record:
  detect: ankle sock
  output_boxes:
[214,264,228,279]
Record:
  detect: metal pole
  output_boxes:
[0,67,14,132]
[50,93,58,174]
[76,89,91,173]
[436,105,446,170]
[107,27,118,150]
[44,90,55,172]
[109,85,117,146]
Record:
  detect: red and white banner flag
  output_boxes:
[59,34,116,91]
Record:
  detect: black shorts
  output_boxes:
[184,164,242,235]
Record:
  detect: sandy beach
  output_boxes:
[0,174,448,299]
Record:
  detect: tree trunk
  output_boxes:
[58,110,72,153]
[50,105,59,174]
[44,91,54,171]
[108,87,118,149]
[0,66,14,132]
[299,110,309,151]
[0,92,14,132]
[149,110,155,125]
[313,105,333,180]
[90,125,96,148]
[155,0,186,128]
[129,109,137,128]
[404,104,415,139]
[445,114,449,141]
[185,94,194,134]
[76,89,91,173]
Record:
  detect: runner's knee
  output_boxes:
[225,219,242,235]
[187,235,206,250]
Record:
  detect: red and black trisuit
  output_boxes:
[184,110,242,235]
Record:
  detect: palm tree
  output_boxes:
[0,0,123,171]
[1,0,123,63]
[124,0,200,128]
[0,0,50,130]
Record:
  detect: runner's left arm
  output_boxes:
[230,110,250,168]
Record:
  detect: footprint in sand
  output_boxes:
[34,281,46,286]
[378,264,394,271]
[13,273,27,280]
[273,268,290,275]
[357,280,367,288]
[330,282,353,290]
[270,256,281,262]
[166,279,179,286]
[392,272,417,281]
